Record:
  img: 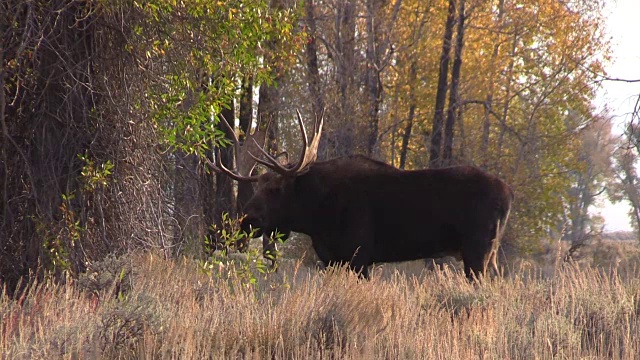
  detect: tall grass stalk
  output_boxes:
[1,252,639,359]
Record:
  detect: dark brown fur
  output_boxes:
[241,155,514,279]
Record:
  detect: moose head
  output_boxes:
[206,110,323,242]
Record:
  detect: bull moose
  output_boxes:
[207,112,514,279]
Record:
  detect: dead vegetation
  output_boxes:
[2,239,639,359]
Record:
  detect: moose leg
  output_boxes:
[462,255,485,281]
[349,260,370,279]
[462,244,495,281]
[343,213,374,279]
[463,223,502,279]
[311,238,334,268]
[345,244,373,279]
[311,240,350,273]
[460,225,499,281]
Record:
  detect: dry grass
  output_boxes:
[2,241,640,359]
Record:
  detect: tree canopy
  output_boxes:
[3,0,634,290]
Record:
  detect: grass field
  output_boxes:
[2,238,640,359]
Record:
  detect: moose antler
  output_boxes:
[206,109,323,180]
[204,114,271,182]
[249,109,323,176]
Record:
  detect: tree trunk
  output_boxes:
[457,102,466,159]
[174,90,205,250]
[365,0,385,157]
[443,0,465,165]
[304,0,329,160]
[480,0,505,166]
[208,106,235,249]
[174,150,203,248]
[496,30,519,170]
[400,61,417,169]
[237,77,255,214]
[304,0,325,120]
[258,77,281,157]
[330,0,356,157]
[336,0,356,115]
[429,0,456,168]
[619,153,640,241]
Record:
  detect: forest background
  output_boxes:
[595,0,640,233]
[1,0,640,293]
